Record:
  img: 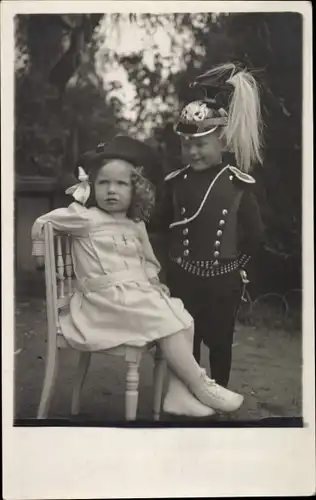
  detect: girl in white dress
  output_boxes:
[32,136,244,418]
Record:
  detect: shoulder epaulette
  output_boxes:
[164,165,190,182]
[228,165,256,184]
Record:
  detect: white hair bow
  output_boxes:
[65,166,91,205]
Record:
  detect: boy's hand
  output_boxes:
[240,269,250,284]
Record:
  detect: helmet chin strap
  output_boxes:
[174,123,218,138]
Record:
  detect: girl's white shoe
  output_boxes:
[163,372,216,418]
[191,369,244,413]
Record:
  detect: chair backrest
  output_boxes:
[43,222,75,339]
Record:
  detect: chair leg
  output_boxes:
[37,346,59,419]
[71,352,92,416]
[153,347,166,421]
[125,353,141,421]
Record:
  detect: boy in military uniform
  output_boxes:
[153,63,265,388]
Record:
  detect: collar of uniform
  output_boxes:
[188,162,225,179]
[165,162,225,182]
[164,164,190,182]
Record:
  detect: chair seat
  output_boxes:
[57,333,153,357]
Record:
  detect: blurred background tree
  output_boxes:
[223,13,302,293]
[225,13,302,261]
[15,12,303,291]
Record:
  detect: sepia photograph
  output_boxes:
[13,9,304,426]
[2,1,315,498]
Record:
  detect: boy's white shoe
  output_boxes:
[163,372,216,418]
[191,369,244,413]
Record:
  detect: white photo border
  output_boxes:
[2,1,315,498]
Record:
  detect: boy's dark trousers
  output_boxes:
[166,259,243,388]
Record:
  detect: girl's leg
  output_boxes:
[163,369,216,417]
[161,326,216,417]
[158,327,244,413]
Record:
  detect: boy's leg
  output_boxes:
[193,330,203,364]
[209,332,234,388]
[166,260,243,390]
[204,287,242,387]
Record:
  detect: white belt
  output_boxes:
[76,269,148,294]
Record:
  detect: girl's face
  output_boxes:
[180,131,224,171]
[94,160,133,217]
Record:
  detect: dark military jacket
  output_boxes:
[150,162,265,272]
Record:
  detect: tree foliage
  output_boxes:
[15,14,115,179]
[94,14,210,140]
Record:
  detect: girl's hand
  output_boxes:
[159,284,171,297]
[149,277,171,296]
[149,276,160,286]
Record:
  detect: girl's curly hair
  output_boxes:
[73,151,156,223]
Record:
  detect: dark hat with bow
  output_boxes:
[76,135,161,181]
[95,136,159,169]
[66,135,161,205]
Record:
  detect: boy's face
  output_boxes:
[180,131,223,171]
[94,160,133,216]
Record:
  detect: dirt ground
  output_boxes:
[14,286,302,423]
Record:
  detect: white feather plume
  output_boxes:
[225,70,263,172]
[195,63,263,172]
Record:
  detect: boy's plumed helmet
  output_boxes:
[174,63,263,173]
[77,135,160,183]
[66,136,159,208]
[174,100,228,137]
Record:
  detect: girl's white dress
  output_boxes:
[32,202,193,351]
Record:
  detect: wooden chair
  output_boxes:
[37,222,166,421]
